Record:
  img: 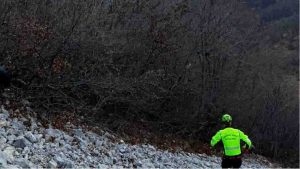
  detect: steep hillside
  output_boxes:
[0,102,278,168]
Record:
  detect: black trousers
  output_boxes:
[221,155,242,168]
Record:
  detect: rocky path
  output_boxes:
[0,106,276,168]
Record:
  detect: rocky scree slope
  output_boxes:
[0,105,276,168]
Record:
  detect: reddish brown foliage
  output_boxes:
[14,17,51,57]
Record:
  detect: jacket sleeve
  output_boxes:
[210,131,222,147]
[239,130,252,148]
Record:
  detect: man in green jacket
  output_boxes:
[210,114,252,168]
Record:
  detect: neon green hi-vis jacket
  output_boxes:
[210,127,252,156]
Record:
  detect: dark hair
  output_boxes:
[223,121,232,128]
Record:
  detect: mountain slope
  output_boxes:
[0,105,277,168]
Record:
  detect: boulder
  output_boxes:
[44,128,62,138]
[117,144,129,154]
[48,160,58,168]
[0,120,8,127]
[6,129,18,137]
[14,158,34,168]
[63,134,74,142]
[12,137,31,149]
[24,132,38,143]
[0,106,9,120]
[0,152,7,168]
[2,146,15,163]
[12,139,26,149]
[72,129,84,137]
[95,140,103,147]
[11,119,26,131]
[7,135,16,144]
[54,155,74,168]
[0,137,7,144]
[22,147,30,155]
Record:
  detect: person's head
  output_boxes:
[222,114,232,127]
